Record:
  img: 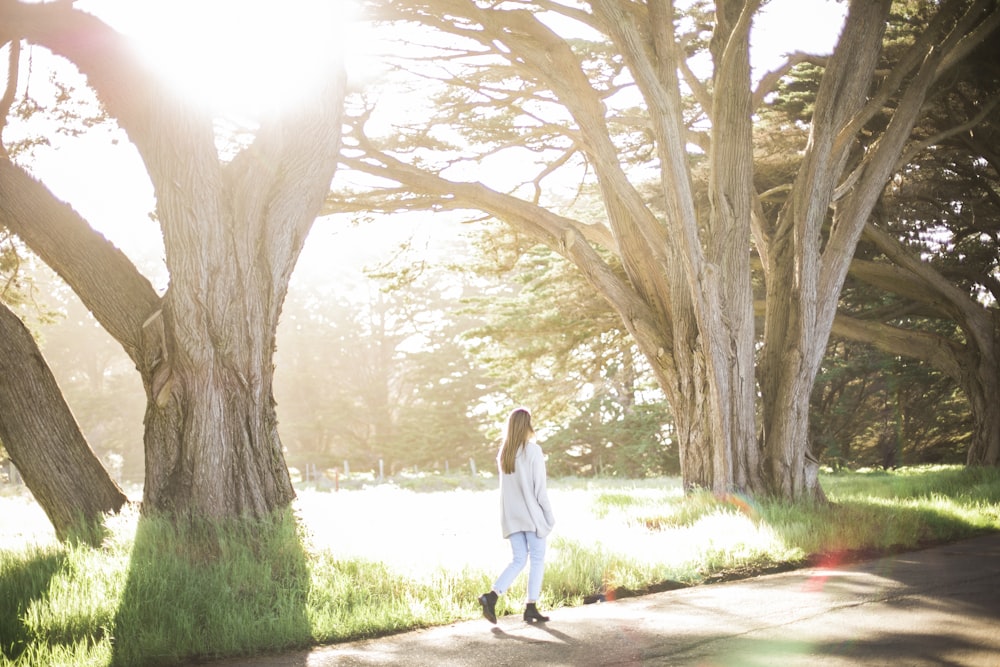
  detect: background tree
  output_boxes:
[752,3,998,468]
[274,228,495,476]
[0,2,346,520]
[37,275,147,483]
[335,0,999,498]
[828,18,1000,466]
[810,338,970,469]
[463,223,676,476]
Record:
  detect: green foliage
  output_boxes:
[274,237,495,477]
[810,339,970,468]
[635,489,758,531]
[545,398,678,477]
[766,62,824,122]
[0,547,69,663]
[307,556,427,641]
[543,538,674,603]
[463,223,676,476]
[0,535,125,666]
[591,491,642,516]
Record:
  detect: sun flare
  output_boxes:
[82,0,358,119]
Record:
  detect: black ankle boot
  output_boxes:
[478,591,498,624]
[523,602,549,623]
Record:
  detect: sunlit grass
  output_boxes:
[1,465,998,666]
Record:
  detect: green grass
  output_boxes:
[1,465,998,666]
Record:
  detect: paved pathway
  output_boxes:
[201,533,1000,666]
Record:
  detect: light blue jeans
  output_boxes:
[493,531,546,602]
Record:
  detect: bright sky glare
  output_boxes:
[14,0,846,280]
[78,0,360,120]
[752,0,846,74]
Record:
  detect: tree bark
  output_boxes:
[703,0,761,494]
[758,0,893,500]
[1,1,347,519]
[963,347,1000,466]
[0,301,127,541]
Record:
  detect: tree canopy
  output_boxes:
[334,0,1000,498]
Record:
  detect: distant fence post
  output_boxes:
[343,460,350,476]
[379,459,384,481]
[469,458,477,477]
[2,459,20,485]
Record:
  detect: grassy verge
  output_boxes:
[1,465,998,666]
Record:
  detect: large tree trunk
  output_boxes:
[139,304,295,517]
[0,301,127,541]
[759,0,894,500]
[702,0,761,495]
[964,346,1000,466]
[758,222,826,498]
[1,2,347,521]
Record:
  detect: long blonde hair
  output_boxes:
[500,408,534,474]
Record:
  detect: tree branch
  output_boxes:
[751,52,825,112]
[890,95,1000,176]
[0,0,220,194]
[0,160,161,363]
[830,311,963,382]
[861,221,993,352]
[334,134,671,356]
[846,258,952,319]
[0,38,19,157]
[224,69,346,320]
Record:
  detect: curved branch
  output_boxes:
[0,1,223,207]
[847,259,951,318]
[335,144,671,358]
[338,143,616,249]
[860,222,991,347]
[0,160,161,364]
[831,311,963,382]
[751,52,825,112]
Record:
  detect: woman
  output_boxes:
[478,407,556,624]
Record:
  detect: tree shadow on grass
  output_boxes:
[111,509,313,667]
[0,548,67,662]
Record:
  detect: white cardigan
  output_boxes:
[498,440,556,539]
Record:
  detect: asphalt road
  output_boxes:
[201,532,1000,666]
